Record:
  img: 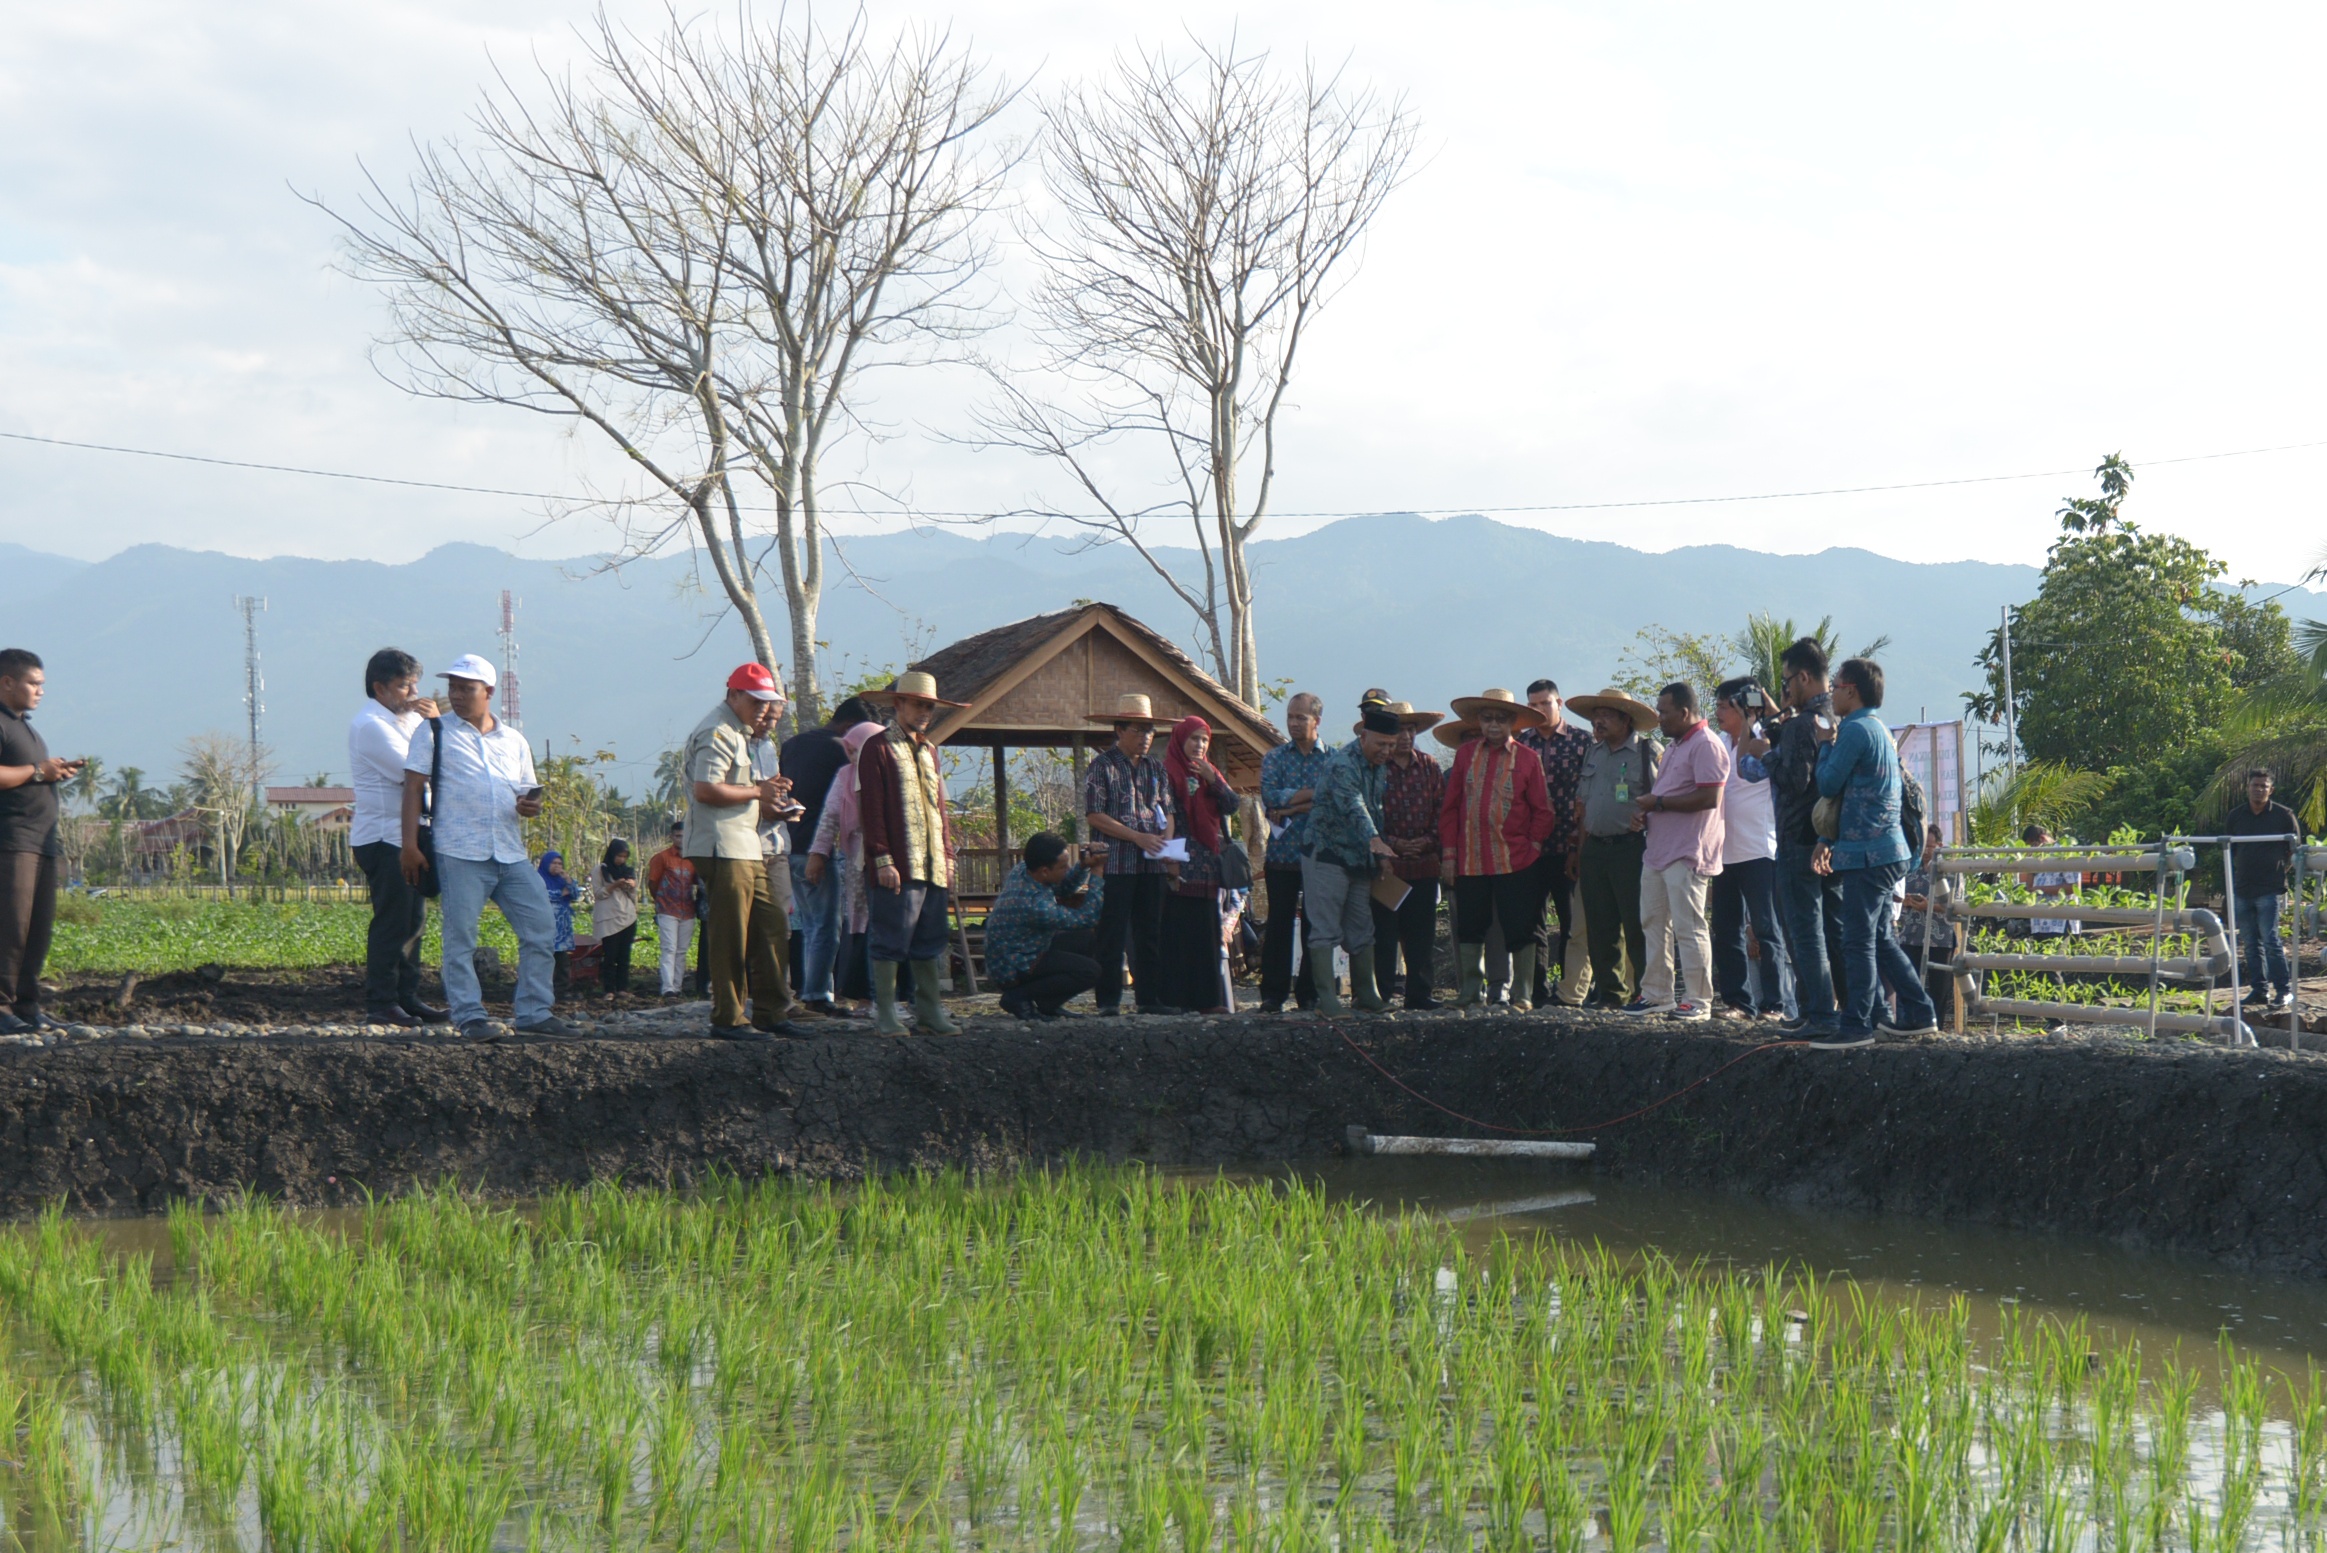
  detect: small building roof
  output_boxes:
[266,786,356,806]
[907,604,1284,791]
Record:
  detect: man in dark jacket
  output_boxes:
[780,696,874,1016]
[2227,769,2302,1011]
[0,650,81,1036]
[1765,637,1846,1033]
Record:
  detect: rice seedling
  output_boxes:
[0,1163,2321,1550]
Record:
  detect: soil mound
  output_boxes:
[1,1014,2321,1276]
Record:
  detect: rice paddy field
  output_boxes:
[0,1167,2322,1552]
[44,898,675,977]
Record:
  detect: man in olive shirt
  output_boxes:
[0,650,83,1036]
[1565,688,1662,1009]
[685,663,809,1039]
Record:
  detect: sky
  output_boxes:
[2,0,2324,586]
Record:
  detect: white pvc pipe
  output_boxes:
[1349,1129,1594,1161]
[1953,951,2230,980]
[1967,996,2248,1040]
[1935,848,2195,875]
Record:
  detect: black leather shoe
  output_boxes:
[458,1018,503,1041]
[403,1002,453,1026]
[369,1007,422,1028]
[0,1012,30,1036]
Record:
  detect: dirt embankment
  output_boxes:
[1,1016,2323,1277]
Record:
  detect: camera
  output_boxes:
[1724,682,1781,740]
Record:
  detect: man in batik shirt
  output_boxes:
[1519,678,1594,1007]
[1370,702,1447,1009]
[1082,693,1179,1015]
[1257,692,1329,1014]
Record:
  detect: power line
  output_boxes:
[6,424,2327,521]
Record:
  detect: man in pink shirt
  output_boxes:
[1622,682,1729,1020]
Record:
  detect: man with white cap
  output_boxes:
[857,670,967,1035]
[685,662,811,1040]
[399,652,571,1039]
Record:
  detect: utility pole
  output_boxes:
[1998,604,2019,790]
[498,590,523,731]
[234,594,267,799]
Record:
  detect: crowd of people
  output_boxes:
[0,638,2303,1042]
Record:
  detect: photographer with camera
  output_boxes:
[1767,637,1845,1034]
[985,833,1113,1019]
[1710,677,1794,1021]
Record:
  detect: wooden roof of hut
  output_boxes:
[908,603,1283,792]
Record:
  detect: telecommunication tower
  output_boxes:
[233,595,267,794]
[498,590,523,730]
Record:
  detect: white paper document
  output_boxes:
[1156,838,1191,862]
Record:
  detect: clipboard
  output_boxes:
[1370,874,1411,911]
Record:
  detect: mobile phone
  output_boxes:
[522,786,544,801]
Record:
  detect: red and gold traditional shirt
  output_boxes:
[1378,749,1445,882]
[1436,738,1555,877]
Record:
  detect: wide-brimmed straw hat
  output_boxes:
[862,670,967,708]
[1087,691,1178,727]
[1446,687,1547,730]
[1564,686,1659,733]
[1353,700,1445,735]
[1431,720,1477,750]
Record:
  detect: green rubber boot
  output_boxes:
[1454,943,1487,1009]
[1349,946,1388,1012]
[871,960,909,1035]
[1511,946,1538,1012]
[909,959,961,1035]
[1311,948,1346,1015]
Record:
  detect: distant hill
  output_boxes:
[4,514,2307,791]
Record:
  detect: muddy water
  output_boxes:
[1248,1157,2327,1379]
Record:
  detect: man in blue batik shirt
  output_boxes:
[1257,692,1330,1014]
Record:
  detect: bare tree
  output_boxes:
[179,731,270,891]
[981,37,1415,703]
[317,5,1010,719]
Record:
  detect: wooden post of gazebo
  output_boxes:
[992,743,1011,862]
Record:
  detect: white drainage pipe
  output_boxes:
[1347,1127,1594,1160]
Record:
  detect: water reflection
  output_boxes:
[1260,1157,2327,1377]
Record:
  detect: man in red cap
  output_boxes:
[684,663,810,1038]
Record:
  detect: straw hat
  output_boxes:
[1087,691,1178,727]
[1564,686,1659,733]
[1431,720,1477,751]
[1352,700,1445,735]
[1446,687,1547,730]
[862,670,967,708]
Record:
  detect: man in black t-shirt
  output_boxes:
[779,696,875,1015]
[2227,769,2302,1011]
[0,649,84,1036]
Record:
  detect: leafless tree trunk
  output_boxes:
[315,4,1009,720]
[980,38,1414,704]
[180,731,269,893]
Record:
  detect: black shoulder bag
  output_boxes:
[412,715,444,899]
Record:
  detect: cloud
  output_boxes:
[0,0,2320,585]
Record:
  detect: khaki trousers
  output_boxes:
[705,856,792,1029]
[1639,859,1716,1007]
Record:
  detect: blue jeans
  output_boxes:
[2235,893,2291,994]
[1778,843,1841,1022]
[1710,856,1797,1019]
[789,854,843,1001]
[1836,861,1936,1035]
[437,854,558,1028]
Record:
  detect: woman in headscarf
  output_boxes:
[1159,715,1243,1014]
[591,838,640,997]
[807,719,887,1011]
[537,850,580,1000]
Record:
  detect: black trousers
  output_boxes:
[1259,865,1312,1008]
[1160,890,1230,1012]
[1526,850,1574,1004]
[1370,877,1441,1006]
[1094,871,1167,1010]
[1453,871,1537,945]
[1004,927,1101,1013]
[0,850,56,1018]
[599,922,637,993]
[354,840,427,1015]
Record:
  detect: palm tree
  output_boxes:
[102,766,158,821]
[65,755,104,812]
[1733,613,1895,695]
[1966,760,2115,845]
[2215,596,2327,829]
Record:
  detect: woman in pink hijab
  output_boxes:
[808,719,887,1010]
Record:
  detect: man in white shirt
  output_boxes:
[347,648,444,1027]
[1710,677,1796,1022]
[399,653,570,1040]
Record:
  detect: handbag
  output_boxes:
[1218,837,1253,890]
[1812,794,1843,842]
[412,715,444,899]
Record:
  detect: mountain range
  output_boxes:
[2,514,2309,793]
